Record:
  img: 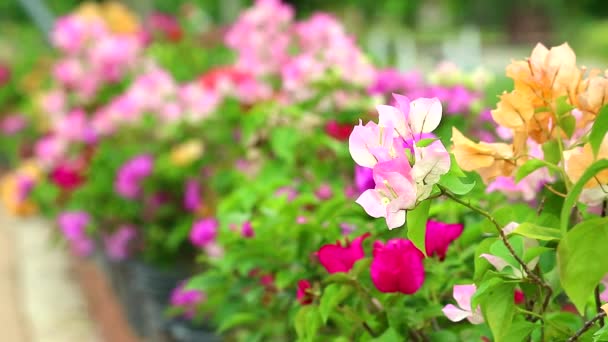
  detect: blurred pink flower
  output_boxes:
[317,233,369,274]
[190,218,218,248]
[183,179,201,212]
[425,220,463,260]
[34,135,67,168]
[104,225,137,261]
[1,114,26,135]
[57,211,94,257]
[241,221,254,238]
[315,183,333,200]
[296,279,313,305]
[50,162,84,190]
[170,281,206,319]
[114,155,154,199]
[370,239,425,294]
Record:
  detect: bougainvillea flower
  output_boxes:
[57,211,94,257]
[514,289,525,305]
[104,224,137,261]
[354,165,375,194]
[425,220,463,260]
[241,221,254,238]
[442,284,484,324]
[325,120,354,141]
[349,120,397,168]
[317,233,369,274]
[491,90,535,130]
[296,280,313,305]
[114,154,154,199]
[190,218,218,248]
[412,140,451,200]
[357,157,417,229]
[183,179,201,212]
[370,239,425,294]
[50,163,84,190]
[564,135,608,206]
[451,127,515,183]
[315,183,333,200]
[170,281,206,319]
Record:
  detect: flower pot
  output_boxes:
[167,319,221,342]
[127,260,191,341]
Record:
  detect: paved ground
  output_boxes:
[0,208,99,342]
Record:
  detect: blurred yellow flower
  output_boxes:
[170,140,204,167]
[74,1,140,34]
[0,161,42,217]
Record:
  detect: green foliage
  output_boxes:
[407,199,431,255]
[558,217,608,314]
[590,105,608,158]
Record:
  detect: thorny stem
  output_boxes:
[440,186,553,313]
[567,311,607,342]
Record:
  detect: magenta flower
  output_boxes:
[114,155,154,199]
[354,165,375,194]
[104,225,137,261]
[356,157,417,229]
[50,163,84,190]
[425,220,463,260]
[370,239,425,294]
[170,281,206,319]
[296,280,313,305]
[57,211,94,257]
[442,284,484,324]
[241,221,254,238]
[190,218,218,248]
[275,186,298,202]
[317,233,369,274]
[183,179,201,212]
[15,175,35,203]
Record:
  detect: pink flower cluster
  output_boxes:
[57,211,94,256]
[350,94,450,229]
[51,15,142,102]
[368,68,481,116]
[225,0,375,103]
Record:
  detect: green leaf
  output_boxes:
[512,223,561,241]
[448,153,466,177]
[501,320,538,341]
[594,324,608,341]
[478,279,516,342]
[438,173,476,195]
[558,217,608,314]
[556,96,575,117]
[590,105,608,158]
[560,159,608,233]
[370,328,403,341]
[218,312,258,332]
[407,200,431,256]
[319,284,352,324]
[294,306,322,341]
[415,138,438,148]
[559,115,576,138]
[515,159,550,182]
[270,127,299,164]
[543,140,561,165]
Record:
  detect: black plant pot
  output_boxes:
[167,319,222,342]
[127,260,191,342]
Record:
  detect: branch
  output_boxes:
[567,311,606,342]
[440,186,553,311]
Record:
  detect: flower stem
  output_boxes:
[440,186,553,312]
[567,311,606,342]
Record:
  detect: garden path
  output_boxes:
[0,208,100,342]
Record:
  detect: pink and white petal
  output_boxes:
[356,190,386,218]
[480,253,511,272]
[502,222,519,235]
[453,284,477,311]
[349,124,377,167]
[377,104,406,137]
[442,304,471,322]
[409,98,442,134]
[385,208,406,230]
